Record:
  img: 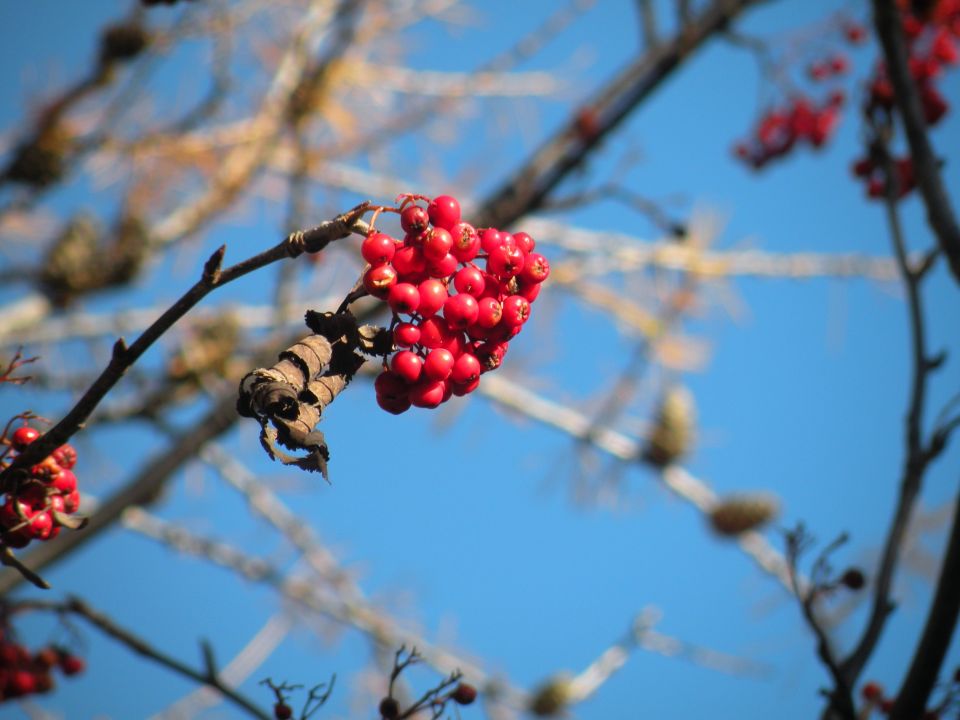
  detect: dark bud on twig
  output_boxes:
[378,697,400,719]
[202,245,226,284]
[839,567,866,591]
[99,23,150,65]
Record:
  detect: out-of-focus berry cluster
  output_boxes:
[0,626,84,702]
[852,0,959,200]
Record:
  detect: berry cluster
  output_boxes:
[0,630,84,702]
[0,425,81,549]
[734,91,845,170]
[852,1,959,200]
[364,194,549,414]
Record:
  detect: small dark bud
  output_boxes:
[378,696,400,719]
[273,702,292,720]
[452,683,478,705]
[840,568,866,591]
[100,23,150,63]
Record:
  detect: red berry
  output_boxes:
[861,681,883,702]
[52,468,77,494]
[391,350,423,383]
[377,393,411,414]
[520,252,550,284]
[513,231,535,254]
[10,426,40,450]
[427,195,461,230]
[454,266,486,297]
[375,370,408,399]
[392,245,427,281]
[422,227,453,262]
[400,205,429,234]
[452,683,477,705]
[52,444,77,470]
[427,252,459,279]
[518,278,542,303]
[363,264,398,298]
[409,379,446,408]
[27,510,53,540]
[450,352,481,384]
[393,322,421,347]
[8,669,37,696]
[361,232,397,265]
[486,244,525,279]
[274,702,293,720]
[844,23,866,44]
[829,54,848,74]
[444,294,480,329]
[450,376,481,396]
[59,655,85,676]
[418,317,450,349]
[423,348,455,381]
[475,297,502,328]
[417,279,448,317]
[450,222,480,262]
[387,282,421,315]
[480,228,504,254]
[932,29,958,65]
[63,491,80,514]
[500,295,531,327]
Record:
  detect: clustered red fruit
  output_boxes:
[366,194,549,415]
[733,94,844,168]
[0,425,81,549]
[0,630,84,702]
[851,1,959,200]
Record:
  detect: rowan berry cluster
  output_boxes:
[731,18,864,169]
[365,194,549,414]
[0,630,84,702]
[0,425,81,549]
[851,1,959,200]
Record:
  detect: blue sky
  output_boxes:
[1,1,959,719]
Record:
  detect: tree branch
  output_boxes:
[473,0,769,229]
[889,486,960,720]
[0,204,370,490]
[840,132,942,686]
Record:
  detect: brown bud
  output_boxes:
[708,493,779,536]
[642,386,695,467]
[529,675,572,717]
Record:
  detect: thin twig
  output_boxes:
[0,204,370,489]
